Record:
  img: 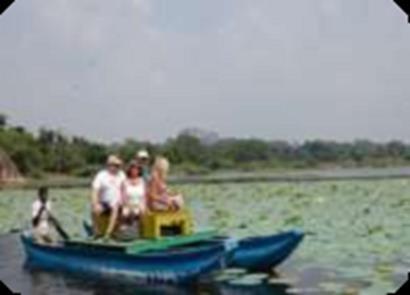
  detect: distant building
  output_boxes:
[0,148,23,184]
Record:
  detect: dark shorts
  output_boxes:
[100,202,113,215]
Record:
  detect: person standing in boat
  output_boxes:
[147,156,184,211]
[91,155,126,238]
[122,160,146,220]
[32,186,54,244]
[135,149,151,182]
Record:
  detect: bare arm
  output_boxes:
[91,172,103,213]
[146,177,169,210]
[147,176,174,210]
[146,179,158,201]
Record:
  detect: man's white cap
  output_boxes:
[136,149,149,159]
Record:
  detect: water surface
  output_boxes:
[1,179,409,294]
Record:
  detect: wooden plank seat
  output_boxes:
[65,230,218,254]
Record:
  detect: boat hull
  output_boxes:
[228,230,304,271]
[21,234,226,284]
[82,222,304,272]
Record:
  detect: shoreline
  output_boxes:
[2,166,410,190]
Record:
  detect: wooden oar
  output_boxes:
[82,219,94,237]
[49,215,70,241]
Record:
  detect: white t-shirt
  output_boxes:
[92,170,126,206]
[124,178,145,206]
[32,200,51,234]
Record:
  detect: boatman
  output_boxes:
[32,186,54,244]
[91,155,126,238]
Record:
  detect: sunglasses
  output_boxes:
[108,163,121,168]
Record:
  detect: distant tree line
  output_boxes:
[1,114,410,177]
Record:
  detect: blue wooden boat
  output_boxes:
[21,232,228,284]
[226,230,304,271]
[82,222,304,272]
[22,229,303,283]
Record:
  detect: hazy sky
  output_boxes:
[0,0,409,143]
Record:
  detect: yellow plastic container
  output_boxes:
[141,209,194,239]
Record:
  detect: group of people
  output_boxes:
[31,150,184,243]
[91,150,184,238]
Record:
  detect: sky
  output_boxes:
[0,0,409,143]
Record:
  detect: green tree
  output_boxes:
[0,113,7,129]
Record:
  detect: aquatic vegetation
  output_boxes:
[228,273,269,286]
[0,178,409,293]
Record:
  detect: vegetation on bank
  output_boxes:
[1,113,410,178]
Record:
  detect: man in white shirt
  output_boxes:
[32,186,53,244]
[91,155,125,238]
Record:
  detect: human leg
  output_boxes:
[105,205,119,238]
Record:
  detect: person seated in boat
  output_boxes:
[32,186,54,244]
[135,149,151,182]
[122,160,146,221]
[91,155,126,238]
[147,156,184,211]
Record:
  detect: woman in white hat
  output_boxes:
[90,154,126,238]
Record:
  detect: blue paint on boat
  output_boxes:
[80,221,304,272]
[228,230,304,271]
[21,233,227,284]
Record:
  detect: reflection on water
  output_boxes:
[22,273,290,295]
[1,233,408,294]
